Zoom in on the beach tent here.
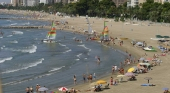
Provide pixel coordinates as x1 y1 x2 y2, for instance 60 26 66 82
135 42 143 46
139 63 150 68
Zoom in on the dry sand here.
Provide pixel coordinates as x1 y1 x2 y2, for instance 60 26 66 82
1 9 170 93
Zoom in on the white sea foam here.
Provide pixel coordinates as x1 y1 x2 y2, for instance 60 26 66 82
9 40 18 43
75 59 80 61
84 58 87 59
2 58 44 74
0 37 3 38
6 35 13 37
0 57 13 63
48 66 65 72
1 45 5 49
78 44 91 51
72 37 76 39
10 23 17 26
59 43 66 46
6 20 11 22
63 49 72 53
12 31 23 34
76 53 82 58
6 45 37 53
25 22 30 25
2 71 56 86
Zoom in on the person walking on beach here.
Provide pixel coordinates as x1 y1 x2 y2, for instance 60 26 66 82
83 74 86 83
93 73 96 80
73 75 77 85
114 65 117 72
36 84 40 93
110 77 113 85
89 74 93 83
112 66 115 75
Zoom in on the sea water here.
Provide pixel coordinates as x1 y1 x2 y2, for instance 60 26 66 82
0 14 128 93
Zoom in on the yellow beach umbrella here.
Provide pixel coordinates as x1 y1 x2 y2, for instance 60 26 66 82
96 80 107 84
128 67 135 72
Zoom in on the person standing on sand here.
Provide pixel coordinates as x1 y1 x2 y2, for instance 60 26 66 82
36 84 40 93
93 73 96 80
112 66 115 75
114 65 117 72
110 77 113 85
83 74 86 83
73 75 77 85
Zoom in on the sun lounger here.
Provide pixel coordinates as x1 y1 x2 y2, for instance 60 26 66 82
141 84 156 86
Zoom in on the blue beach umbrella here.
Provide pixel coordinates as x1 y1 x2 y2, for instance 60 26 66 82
163 88 169 90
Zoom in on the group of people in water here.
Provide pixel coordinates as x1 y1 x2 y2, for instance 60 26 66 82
25 84 48 93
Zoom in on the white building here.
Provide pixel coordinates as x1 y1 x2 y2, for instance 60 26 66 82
23 0 27 6
39 0 49 4
127 0 139 7
161 0 170 3
27 0 39 6
0 2 6 5
55 0 61 3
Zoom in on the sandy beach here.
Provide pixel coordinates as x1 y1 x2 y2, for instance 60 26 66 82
1 9 170 93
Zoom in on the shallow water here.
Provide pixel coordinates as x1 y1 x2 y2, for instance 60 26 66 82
0 14 128 93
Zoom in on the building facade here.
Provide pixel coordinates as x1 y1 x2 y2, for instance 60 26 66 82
127 0 139 7
39 0 48 4
27 0 39 6
11 0 17 6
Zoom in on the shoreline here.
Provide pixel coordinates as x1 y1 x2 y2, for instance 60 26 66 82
1 9 170 93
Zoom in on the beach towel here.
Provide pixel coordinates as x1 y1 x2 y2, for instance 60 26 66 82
141 84 156 86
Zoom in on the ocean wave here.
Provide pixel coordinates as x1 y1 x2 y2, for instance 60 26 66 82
0 57 13 63
75 59 80 61
0 37 3 38
9 40 18 43
25 22 30 25
84 58 87 59
12 31 23 34
78 44 91 51
6 20 11 22
2 72 56 86
48 66 65 72
59 43 66 46
5 45 37 53
1 45 5 49
2 65 65 86
76 53 82 58
72 37 76 40
2 58 44 74
10 23 17 26
6 35 13 37
63 49 72 53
